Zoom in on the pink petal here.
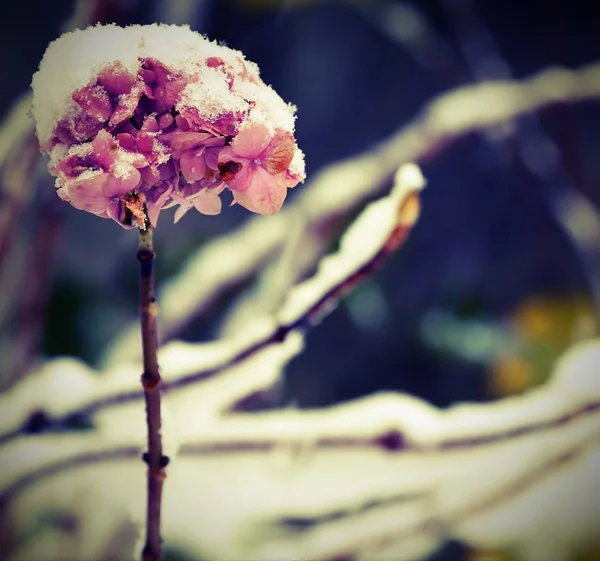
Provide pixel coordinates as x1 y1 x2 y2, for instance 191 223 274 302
140 165 161 185
167 131 214 157
173 204 192 223
193 189 222 215
60 173 112 213
170 192 193 223
106 200 128 224
72 85 112 123
204 146 221 170
180 149 208 182
117 133 136 151
163 78 186 108
152 61 170 87
92 130 117 166
106 166 141 195
231 166 287 215
138 68 156 84
158 160 176 180
141 116 160 133
175 115 190 130
261 131 295 175
97 62 137 96
157 113 174 129
146 184 174 227
60 112 104 143
230 123 271 159
136 134 155 153
109 84 144 127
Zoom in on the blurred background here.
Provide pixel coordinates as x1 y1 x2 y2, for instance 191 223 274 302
1 1 599 559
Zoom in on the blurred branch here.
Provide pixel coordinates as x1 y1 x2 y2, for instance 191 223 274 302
0 95 39 305
8 194 65 387
2 338 599 560
0 446 139 508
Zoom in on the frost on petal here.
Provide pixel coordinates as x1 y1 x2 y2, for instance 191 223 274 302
232 167 288 215
109 165 142 193
31 23 305 226
97 61 137 96
58 171 117 214
72 84 112 123
109 83 145 127
285 146 306 188
57 111 104 144
92 129 117 165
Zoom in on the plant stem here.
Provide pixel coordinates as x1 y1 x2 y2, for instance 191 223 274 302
137 224 167 561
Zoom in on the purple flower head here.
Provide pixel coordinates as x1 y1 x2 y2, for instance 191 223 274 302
31 24 305 229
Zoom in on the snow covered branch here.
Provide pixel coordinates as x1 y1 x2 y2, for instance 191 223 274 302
0 165 424 447
2 336 598 560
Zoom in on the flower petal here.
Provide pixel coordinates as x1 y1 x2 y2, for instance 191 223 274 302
72 85 112 123
261 131 295 175
180 149 208 182
230 123 271 158
231 166 287 215
97 62 137 95
193 189 222 216
59 171 112 214
167 131 215 157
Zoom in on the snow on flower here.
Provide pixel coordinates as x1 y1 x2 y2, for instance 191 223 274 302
31 24 305 228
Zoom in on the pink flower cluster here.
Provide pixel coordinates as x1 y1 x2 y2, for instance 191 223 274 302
32 25 305 228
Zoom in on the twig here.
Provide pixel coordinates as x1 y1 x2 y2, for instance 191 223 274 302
177 397 600 455
137 224 167 561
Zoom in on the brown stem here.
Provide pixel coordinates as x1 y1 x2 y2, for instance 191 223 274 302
137 224 167 561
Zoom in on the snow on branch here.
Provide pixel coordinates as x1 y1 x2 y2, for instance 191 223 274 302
2 335 599 560
0 165 424 448
103 60 600 366
0 164 426 560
